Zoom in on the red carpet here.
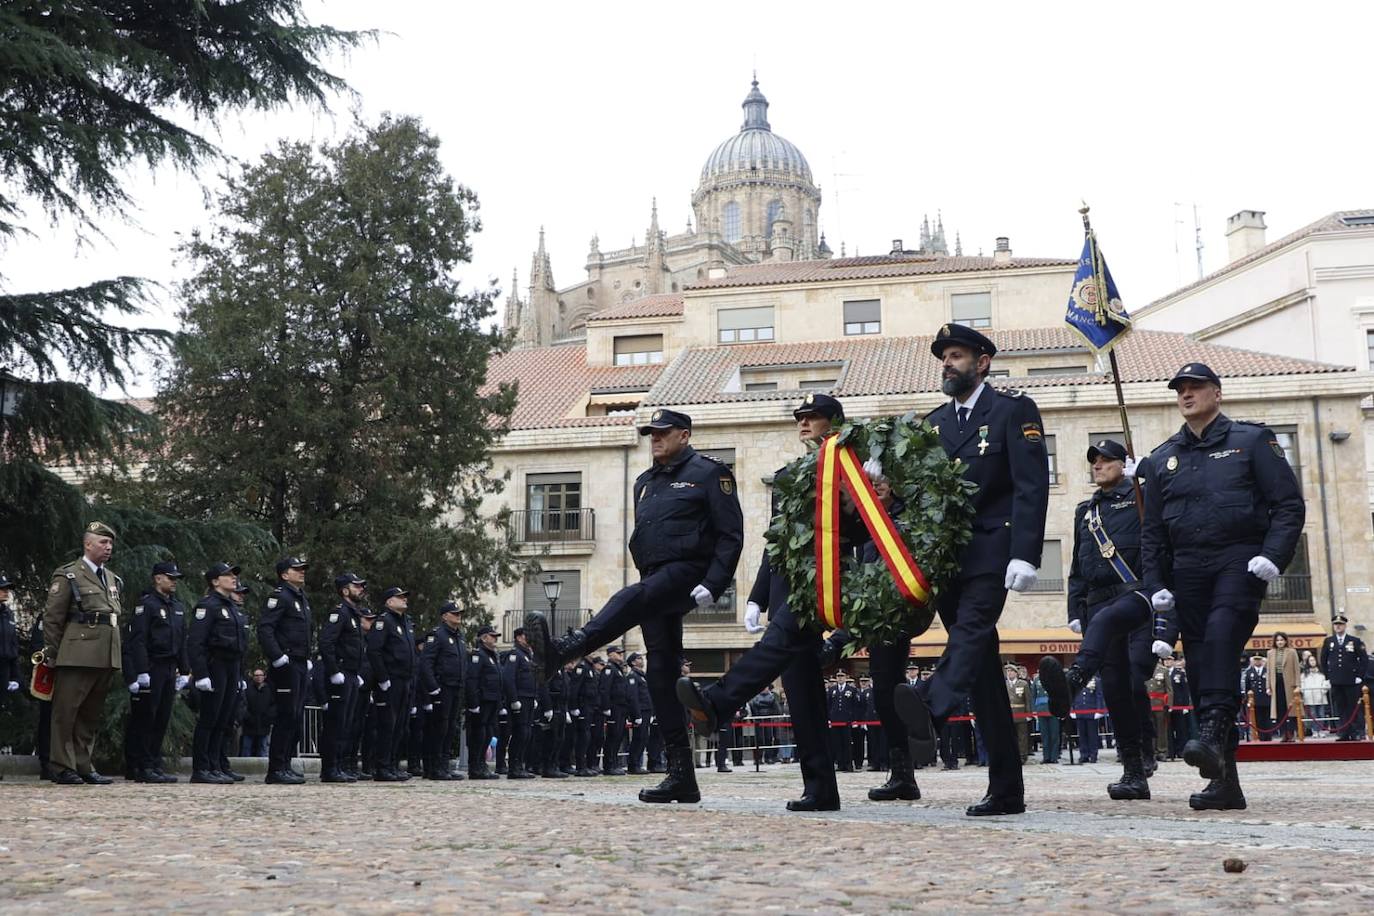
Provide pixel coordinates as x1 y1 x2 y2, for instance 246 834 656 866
1237 737 1374 762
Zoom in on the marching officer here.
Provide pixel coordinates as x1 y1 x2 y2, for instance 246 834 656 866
625 651 653 773
678 393 847 811
894 324 1050 817
366 586 416 782
421 600 467 780
318 572 367 783
569 656 597 777
465 624 502 779
44 521 125 785
259 557 312 784
527 407 743 804
188 562 249 784
1039 438 1154 800
599 645 639 776
1320 615 1367 741
502 627 539 779
1141 362 1304 810
123 561 189 783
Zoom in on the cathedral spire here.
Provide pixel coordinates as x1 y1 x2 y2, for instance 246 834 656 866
741 77 771 131
647 197 660 248
955 231 963 257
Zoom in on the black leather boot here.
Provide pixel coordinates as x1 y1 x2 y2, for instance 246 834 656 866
676 677 718 732
1037 656 1087 720
1107 739 1151 800
1189 748 1246 811
867 748 921 801
1183 707 1232 781
638 747 701 804
525 612 588 682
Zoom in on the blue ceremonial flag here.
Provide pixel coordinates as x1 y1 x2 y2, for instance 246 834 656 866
1064 233 1131 355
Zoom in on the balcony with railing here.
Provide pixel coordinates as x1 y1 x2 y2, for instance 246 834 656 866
1260 574 1313 614
507 508 596 554
503 607 593 643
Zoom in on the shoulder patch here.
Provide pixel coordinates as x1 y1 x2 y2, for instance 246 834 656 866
471 654 480 663
195 608 206 619
719 476 733 495
329 613 339 623
1020 422 1043 442
50 580 63 595
266 597 278 609
376 621 385 631
1269 439 1285 458
427 634 435 642
509 653 517 662
134 606 144 615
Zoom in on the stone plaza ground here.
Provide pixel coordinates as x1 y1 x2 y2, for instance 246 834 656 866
1 757 1372 913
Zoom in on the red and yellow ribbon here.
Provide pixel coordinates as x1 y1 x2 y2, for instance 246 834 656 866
815 436 932 629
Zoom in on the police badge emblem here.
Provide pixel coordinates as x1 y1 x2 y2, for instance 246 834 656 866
1166 456 1179 472
195 608 206 619
329 613 339 623
266 597 278 609
720 477 733 495
220 608 229 619
652 410 663 422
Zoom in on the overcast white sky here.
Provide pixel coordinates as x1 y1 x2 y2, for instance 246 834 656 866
5 1 1373 395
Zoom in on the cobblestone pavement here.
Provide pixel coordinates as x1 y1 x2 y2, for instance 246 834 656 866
2 757 1372 914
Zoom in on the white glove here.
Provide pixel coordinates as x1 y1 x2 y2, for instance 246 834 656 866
499 708 507 716
650 716 656 725
744 601 764 634
691 584 713 607
565 712 572 724
634 718 643 726
468 707 480 714
410 706 417 715
136 672 150 688
429 688 441 696
1068 619 1082 635
1122 456 1138 478
379 679 391 691
128 681 140 694
862 456 885 481
239 679 246 690
424 704 433 712
603 708 612 716
1152 640 1174 659
1247 556 1280 583
1004 559 1038 593
572 708 581 717
307 660 313 672
194 677 213 692
272 654 289 668
1151 589 1175 612
356 675 365 687
322 702 328 711
6 680 19 692
330 672 346 685
512 700 522 712
543 710 554 722
175 675 189 691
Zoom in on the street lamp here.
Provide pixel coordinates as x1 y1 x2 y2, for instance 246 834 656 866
542 574 562 624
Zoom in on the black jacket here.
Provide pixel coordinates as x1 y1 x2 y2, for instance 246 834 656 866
366 610 415 682
465 643 503 706
242 681 274 736
0 602 18 685
187 591 248 678
319 601 366 676
422 622 467 689
501 644 537 700
628 445 744 597
1067 482 1143 622
258 583 312 661
567 660 595 716
598 661 640 716
123 589 190 675
1321 634 1368 686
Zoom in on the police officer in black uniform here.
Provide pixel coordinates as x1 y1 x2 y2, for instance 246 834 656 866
188 562 248 784
540 659 571 778
569 656 597 776
260 557 312 784
366 586 416 782
319 572 367 783
0 572 22 782
1321 615 1368 740
349 604 379 778
527 407 744 803
465 624 502 779
502 627 539 779
828 671 860 772
1141 362 1304 810
893 324 1050 817
123 561 189 783
1039 439 1154 800
625 652 652 773
598 645 639 776
420 600 467 780
677 393 847 810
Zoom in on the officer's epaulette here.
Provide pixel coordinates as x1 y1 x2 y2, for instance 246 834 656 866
992 386 1024 399
698 452 725 464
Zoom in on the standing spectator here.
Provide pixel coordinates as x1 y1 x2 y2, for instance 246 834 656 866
1032 667 1059 764
1005 663 1031 763
1265 632 1300 742
750 685 782 764
1321 615 1368 741
240 669 273 757
1242 656 1272 741
1300 654 1330 735
1168 657 1194 758
1072 676 1103 763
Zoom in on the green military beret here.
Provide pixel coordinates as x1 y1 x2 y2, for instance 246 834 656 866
85 521 117 539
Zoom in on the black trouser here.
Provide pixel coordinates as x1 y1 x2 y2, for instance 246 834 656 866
127 658 177 773
939 721 963 767
708 604 837 801
586 710 604 769
509 699 535 772
604 710 627 770
348 678 375 771
919 574 1021 800
545 709 567 770
425 684 462 773
1169 709 1192 757
34 697 51 767
1331 683 1361 739
192 655 242 773
467 701 498 774
1173 547 1266 722
1074 592 1150 757
714 720 732 768
495 713 510 770
647 719 664 767
869 639 909 758
407 703 424 770
579 560 701 751
268 658 307 774
321 673 358 773
374 676 411 770
627 717 647 769
572 713 590 769
851 723 865 767
830 722 853 769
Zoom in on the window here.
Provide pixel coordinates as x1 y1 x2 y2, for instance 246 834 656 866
765 199 783 238
799 379 837 390
1367 329 1374 370
525 472 583 539
744 381 778 392
988 369 1011 378
843 299 881 335
1045 434 1058 485
523 570 581 610
723 201 741 242
1269 424 1301 491
613 334 664 366
1261 534 1312 614
1027 365 1088 377
951 291 992 329
718 306 774 344
1026 540 1064 592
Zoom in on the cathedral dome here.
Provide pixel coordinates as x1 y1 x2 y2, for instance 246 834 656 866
700 80 813 184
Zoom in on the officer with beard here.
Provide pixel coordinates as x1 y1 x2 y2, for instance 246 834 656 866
319 573 367 783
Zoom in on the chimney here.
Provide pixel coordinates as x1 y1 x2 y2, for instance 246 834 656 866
1225 210 1267 262
890 239 903 256
993 236 1011 264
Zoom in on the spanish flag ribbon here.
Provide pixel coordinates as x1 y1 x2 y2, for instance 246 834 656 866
814 436 932 629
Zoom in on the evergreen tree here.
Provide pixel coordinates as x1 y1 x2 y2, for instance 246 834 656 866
0 1 368 586
140 116 523 623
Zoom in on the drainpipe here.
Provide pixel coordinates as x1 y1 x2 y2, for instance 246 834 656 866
1311 397 1338 619
622 444 631 588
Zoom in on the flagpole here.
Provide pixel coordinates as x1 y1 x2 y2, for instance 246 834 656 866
1079 204 1144 517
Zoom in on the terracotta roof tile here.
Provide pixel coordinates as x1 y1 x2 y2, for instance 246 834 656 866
1149 209 1374 305
483 345 662 430
587 293 685 321
684 254 1077 290
641 328 1353 407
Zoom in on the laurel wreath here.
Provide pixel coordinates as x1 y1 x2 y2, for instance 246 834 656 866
764 413 978 648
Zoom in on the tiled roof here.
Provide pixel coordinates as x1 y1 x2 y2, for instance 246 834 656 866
642 328 1353 407
483 345 662 430
683 254 1077 290
587 293 685 322
1149 209 1374 306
